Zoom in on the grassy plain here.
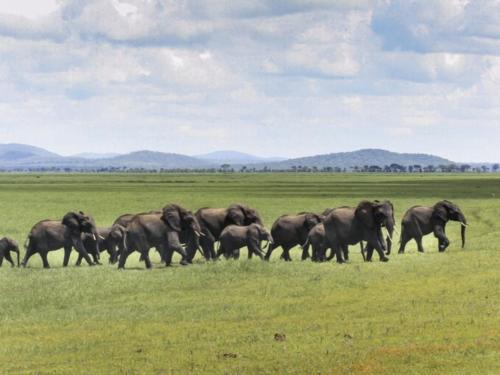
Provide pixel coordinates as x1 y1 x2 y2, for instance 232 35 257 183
0 173 499 374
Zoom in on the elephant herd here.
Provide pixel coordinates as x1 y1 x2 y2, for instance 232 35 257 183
0 200 468 269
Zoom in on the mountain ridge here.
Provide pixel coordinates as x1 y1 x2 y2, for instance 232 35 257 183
0 143 481 171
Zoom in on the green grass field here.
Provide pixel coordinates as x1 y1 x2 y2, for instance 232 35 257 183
0 173 499 374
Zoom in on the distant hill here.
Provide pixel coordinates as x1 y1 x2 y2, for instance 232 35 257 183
0 144 466 171
255 149 452 169
0 143 61 161
95 151 213 169
196 150 285 165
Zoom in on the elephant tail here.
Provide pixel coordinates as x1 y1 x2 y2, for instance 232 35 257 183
23 234 32 251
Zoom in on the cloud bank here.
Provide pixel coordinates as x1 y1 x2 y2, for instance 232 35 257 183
0 0 499 162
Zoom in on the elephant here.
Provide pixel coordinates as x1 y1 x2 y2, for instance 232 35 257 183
324 201 395 263
21 211 99 268
76 224 127 265
0 237 19 267
217 223 273 260
193 204 263 262
398 200 467 253
264 212 324 261
302 223 365 262
118 204 202 269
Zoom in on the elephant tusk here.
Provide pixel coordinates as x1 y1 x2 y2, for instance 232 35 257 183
99 235 105 240
460 222 468 227
195 230 204 237
92 234 97 241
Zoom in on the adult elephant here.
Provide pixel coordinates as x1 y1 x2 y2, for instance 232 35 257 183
22 211 99 268
118 204 201 269
112 211 161 262
264 212 324 261
324 201 395 263
398 200 467 253
193 204 263 262
77 224 127 265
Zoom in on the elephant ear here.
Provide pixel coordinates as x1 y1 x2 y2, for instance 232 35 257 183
226 204 246 226
355 201 375 229
162 205 182 232
304 214 320 231
62 212 81 233
432 202 448 223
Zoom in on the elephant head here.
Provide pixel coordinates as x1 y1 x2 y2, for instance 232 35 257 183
302 213 324 232
255 224 274 246
226 204 263 227
62 211 100 256
355 200 395 252
433 200 467 248
162 204 202 256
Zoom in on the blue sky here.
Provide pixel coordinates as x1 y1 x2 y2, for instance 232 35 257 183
0 0 498 162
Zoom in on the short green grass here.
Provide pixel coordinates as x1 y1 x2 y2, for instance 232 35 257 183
0 173 499 374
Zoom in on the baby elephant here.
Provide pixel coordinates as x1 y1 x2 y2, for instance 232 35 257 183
0 237 20 267
217 224 273 260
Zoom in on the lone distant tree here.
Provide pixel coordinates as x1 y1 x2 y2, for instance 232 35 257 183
220 164 231 172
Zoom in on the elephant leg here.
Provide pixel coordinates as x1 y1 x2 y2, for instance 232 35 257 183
141 250 153 269
233 248 240 260
373 245 389 262
0 254 3 267
434 226 449 252
40 251 50 269
282 246 293 261
248 244 264 260
301 244 310 261
365 244 374 262
333 244 344 264
415 236 425 253
118 246 133 269
63 245 72 267
398 234 411 254
264 243 277 261
75 253 83 266
22 247 35 268
360 242 366 261
4 251 15 267
163 247 174 266
342 245 349 261
326 247 335 261
73 239 94 266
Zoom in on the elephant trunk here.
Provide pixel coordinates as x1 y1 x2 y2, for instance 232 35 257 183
93 229 100 260
460 214 467 248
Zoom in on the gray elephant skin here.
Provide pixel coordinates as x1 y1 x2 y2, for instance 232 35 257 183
77 224 127 265
324 201 395 263
118 204 201 269
398 200 467 253
265 212 324 261
217 223 273 259
22 211 99 268
194 204 263 262
303 223 365 262
0 237 20 267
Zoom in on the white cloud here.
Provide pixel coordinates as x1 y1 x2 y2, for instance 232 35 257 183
0 0 498 161
0 0 60 19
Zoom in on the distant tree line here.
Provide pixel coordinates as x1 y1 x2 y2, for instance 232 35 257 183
0 163 498 173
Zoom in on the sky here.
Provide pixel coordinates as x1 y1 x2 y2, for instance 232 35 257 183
0 0 499 162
